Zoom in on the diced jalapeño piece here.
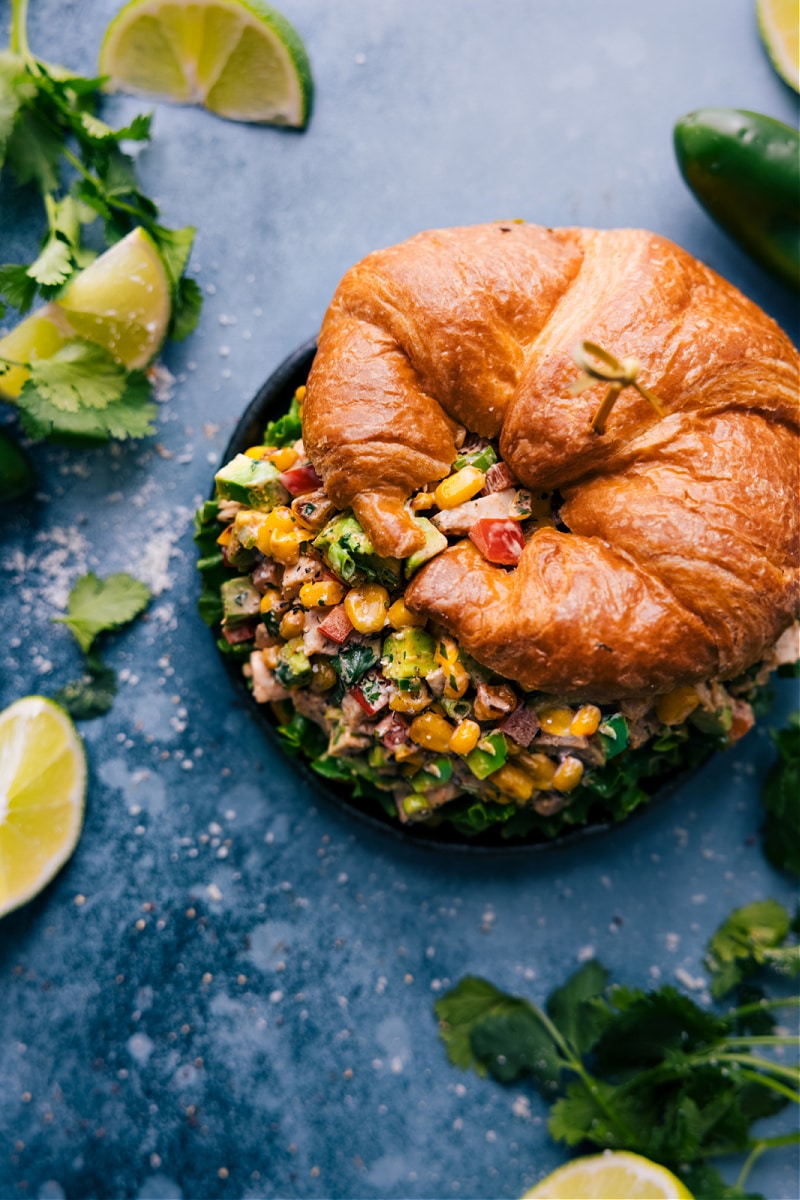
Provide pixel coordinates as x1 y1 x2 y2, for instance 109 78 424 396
597 713 630 759
382 628 437 681
465 731 508 779
405 517 448 578
221 577 261 626
453 444 498 472
313 511 401 587
215 454 289 511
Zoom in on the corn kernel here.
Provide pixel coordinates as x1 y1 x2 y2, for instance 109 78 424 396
294 385 306 402
259 588 282 614
443 661 470 700
244 445 270 459
269 529 304 565
267 446 299 471
279 609 306 639
409 712 455 754
216 526 233 546
656 686 700 725
570 704 602 737
435 636 459 667
344 584 390 634
299 580 345 609
537 706 575 737
449 719 481 755
387 597 427 629
255 506 295 556
492 763 535 803
552 756 584 793
395 746 424 767
517 751 557 789
261 645 280 668
389 685 431 715
434 465 486 510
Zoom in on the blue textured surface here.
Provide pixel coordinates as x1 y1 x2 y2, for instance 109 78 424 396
1 1 798 1197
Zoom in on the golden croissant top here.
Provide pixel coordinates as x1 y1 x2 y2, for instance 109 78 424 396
302 223 799 700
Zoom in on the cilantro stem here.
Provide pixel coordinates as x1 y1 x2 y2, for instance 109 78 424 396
735 1133 800 1192
708 1052 799 1086
59 145 157 228
734 1066 800 1104
727 996 800 1019
721 1034 800 1047
526 1006 640 1146
10 0 30 60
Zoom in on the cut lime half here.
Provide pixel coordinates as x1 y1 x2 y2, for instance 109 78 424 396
523 1152 694 1200
757 0 800 92
0 227 170 400
99 0 313 126
0 696 87 918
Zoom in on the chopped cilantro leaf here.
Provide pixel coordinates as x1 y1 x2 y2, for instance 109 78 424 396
53 571 151 654
704 899 800 998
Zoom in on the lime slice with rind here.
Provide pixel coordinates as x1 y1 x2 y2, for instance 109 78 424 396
757 0 800 92
99 0 313 127
0 696 87 918
523 1152 694 1199
0 227 170 400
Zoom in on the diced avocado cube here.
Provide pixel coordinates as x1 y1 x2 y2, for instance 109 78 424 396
274 636 312 689
215 454 289 511
453 444 497 472
466 731 508 779
313 511 401 587
598 713 630 759
381 628 437 681
221 576 261 626
690 705 733 738
405 517 448 579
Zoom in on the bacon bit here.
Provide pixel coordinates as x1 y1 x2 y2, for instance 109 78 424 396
499 704 540 748
375 711 410 749
317 604 353 644
221 620 258 644
484 461 517 493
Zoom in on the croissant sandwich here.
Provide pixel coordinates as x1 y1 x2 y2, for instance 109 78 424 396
200 223 799 842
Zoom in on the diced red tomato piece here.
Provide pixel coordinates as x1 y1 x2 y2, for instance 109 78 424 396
350 671 391 717
317 604 353 644
279 462 323 496
469 518 525 565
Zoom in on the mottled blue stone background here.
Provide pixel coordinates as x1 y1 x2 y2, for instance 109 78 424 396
1 1 798 1197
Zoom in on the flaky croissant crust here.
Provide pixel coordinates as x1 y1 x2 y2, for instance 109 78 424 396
304 224 799 701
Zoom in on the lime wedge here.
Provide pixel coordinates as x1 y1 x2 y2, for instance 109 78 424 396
757 0 800 92
523 1152 694 1200
0 227 170 400
0 696 87 918
99 0 313 127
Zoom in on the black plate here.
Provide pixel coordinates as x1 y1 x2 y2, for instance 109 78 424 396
211 340 709 854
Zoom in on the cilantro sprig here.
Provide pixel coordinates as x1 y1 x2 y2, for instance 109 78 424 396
436 906 800 1199
0 0 202 442
52 571 151 718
